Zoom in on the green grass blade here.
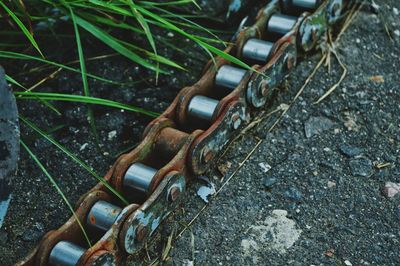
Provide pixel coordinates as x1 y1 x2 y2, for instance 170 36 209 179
77 13 184 70
0 51 127 85
126 0 159 73
118 39 184 70
5 74 26 89
73 14 165 73
151 6 223 45
132 5 255 72
20 116 129 206
21 140 92 247
69 7 99 145
15 92 159 117
0 2 44 57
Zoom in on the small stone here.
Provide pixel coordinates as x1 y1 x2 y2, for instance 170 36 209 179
327 181 336 188
393 7 399 15
344 260 353 266
263 177 278 189
197 176 216 203
304 116 334 138
339 144 363 157
259 162 272 173
107 130 117 140
284 187 302 201
79 143 88 151
349 157 373 177
371 0 380 11
383 182 400 198
394 30 400 37
325 248 335 257
167 32 174 37
272 209 288 217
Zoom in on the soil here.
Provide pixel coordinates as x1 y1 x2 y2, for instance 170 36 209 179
1 1 400 265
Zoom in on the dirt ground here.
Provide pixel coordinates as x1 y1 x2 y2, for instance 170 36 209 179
1 0 400 265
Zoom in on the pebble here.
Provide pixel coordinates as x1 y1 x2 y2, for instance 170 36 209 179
371 1 380 11
107 130 117 140
263 177 278 189
394 30 400 37
197 176 216 203
383 182 400 198
327 181 336 188
259 162 272 173
79 143 88 151
393 7 399 15
349 157 373 177
284 187 302 201
339 144 363 157
182 259 194 266
344 260 353 266
304 116 334 138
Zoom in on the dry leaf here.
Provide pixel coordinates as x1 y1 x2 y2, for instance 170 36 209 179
369 75 384 83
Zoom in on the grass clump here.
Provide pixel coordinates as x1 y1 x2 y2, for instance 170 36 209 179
0 0 250 223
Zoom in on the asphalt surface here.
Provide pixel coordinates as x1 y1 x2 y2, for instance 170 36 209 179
1 1 400 265
131 2 400 266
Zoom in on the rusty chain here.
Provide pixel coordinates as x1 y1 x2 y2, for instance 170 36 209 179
16 0 357 265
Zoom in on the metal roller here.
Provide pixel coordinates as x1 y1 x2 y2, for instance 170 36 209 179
283 0 318 10
292 0 318 9
49 241 85 266
282 0 320 13
242 39 274 62
87 200 122 231
215 65 246 90
124 162 157 195
187 95 219 121
267 13 297 35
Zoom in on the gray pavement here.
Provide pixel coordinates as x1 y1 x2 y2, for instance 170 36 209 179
131 2 400 265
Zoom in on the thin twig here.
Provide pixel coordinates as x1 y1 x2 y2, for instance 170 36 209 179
336 3 362 43
312 3 363 104
314 47 347 104
27 67 62 92
145 242 151 262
